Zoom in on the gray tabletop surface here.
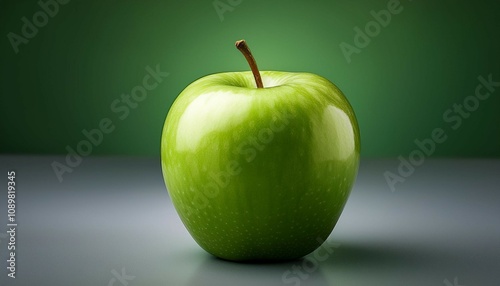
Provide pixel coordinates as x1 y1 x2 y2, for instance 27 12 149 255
0 155 499 286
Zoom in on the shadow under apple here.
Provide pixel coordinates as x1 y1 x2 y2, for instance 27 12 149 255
316 240 446 285
185 253 330 286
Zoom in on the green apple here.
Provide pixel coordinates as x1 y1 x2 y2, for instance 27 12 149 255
161 40 360 261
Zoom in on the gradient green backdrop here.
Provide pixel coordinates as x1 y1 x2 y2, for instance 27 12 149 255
1 0 499 157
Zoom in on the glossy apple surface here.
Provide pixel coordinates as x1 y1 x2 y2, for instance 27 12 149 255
161 71 360 261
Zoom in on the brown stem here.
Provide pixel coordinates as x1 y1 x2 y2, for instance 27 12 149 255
235 39 264 88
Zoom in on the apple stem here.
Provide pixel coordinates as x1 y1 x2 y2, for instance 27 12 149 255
235 40 264 88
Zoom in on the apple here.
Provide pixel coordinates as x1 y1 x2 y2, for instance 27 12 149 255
161 40 360 261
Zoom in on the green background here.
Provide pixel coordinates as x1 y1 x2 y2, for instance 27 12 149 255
1 0 499 158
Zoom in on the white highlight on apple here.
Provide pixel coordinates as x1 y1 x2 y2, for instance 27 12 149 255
312 105 355 162
176 91 253 151
261 76 283 88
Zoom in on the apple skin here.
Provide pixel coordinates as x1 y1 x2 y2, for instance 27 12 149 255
161 71 360 261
